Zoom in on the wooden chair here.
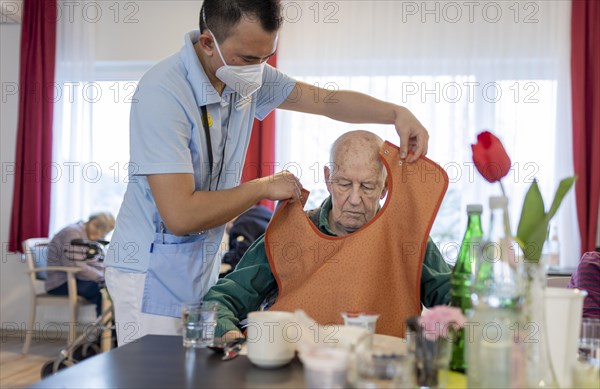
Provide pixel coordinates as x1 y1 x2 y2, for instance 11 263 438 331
22 238 95 354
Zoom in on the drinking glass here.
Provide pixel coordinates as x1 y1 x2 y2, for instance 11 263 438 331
407 329 452 389
578 318 600 361
573 318 600 388
355 343 415 389
181 302 218 348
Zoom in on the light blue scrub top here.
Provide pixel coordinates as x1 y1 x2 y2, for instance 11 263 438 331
105 31 294 286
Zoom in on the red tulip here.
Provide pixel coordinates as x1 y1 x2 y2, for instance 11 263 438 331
471 131 511 183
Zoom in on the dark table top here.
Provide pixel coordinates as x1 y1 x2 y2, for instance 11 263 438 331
546 266 575 277
29 335 305 388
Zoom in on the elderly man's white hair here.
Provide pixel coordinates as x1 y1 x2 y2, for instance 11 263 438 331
329 130 386 175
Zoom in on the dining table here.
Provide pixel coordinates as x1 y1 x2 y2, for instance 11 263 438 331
28 334 467 388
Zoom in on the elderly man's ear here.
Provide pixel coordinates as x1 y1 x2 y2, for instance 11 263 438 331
323 165 333 193
380 181 388 199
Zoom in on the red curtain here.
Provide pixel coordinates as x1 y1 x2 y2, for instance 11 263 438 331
242 55 278 210
8 0 57 252
572 0 600 254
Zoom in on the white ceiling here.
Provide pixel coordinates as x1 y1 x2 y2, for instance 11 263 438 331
1 0 22 24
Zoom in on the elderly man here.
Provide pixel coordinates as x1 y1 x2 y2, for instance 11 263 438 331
203 131 450 338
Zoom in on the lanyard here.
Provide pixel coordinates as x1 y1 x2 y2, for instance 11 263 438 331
200 105 214 189
201 102 231 191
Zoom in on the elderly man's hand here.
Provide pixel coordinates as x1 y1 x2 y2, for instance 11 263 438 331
223 330 245 341
394 106 429 163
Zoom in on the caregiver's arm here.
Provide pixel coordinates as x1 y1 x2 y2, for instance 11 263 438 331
148 172 301 235
279 80 429 162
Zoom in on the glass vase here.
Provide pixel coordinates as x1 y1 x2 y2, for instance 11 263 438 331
406 322 453 389
521 258 558 388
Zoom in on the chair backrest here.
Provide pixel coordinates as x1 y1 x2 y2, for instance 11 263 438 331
22 238 50 281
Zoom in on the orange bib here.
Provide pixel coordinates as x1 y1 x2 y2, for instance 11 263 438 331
265 142 448 337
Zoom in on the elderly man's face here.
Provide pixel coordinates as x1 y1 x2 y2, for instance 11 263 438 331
324 149 387 236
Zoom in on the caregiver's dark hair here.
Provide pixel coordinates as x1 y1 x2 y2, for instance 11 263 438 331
199 0 283 43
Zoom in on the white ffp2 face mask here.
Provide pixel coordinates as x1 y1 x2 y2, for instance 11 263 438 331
207 29 265 98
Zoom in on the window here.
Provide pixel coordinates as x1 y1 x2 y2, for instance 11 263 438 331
50 60 151 235
277 76 559 264
275 1 576 265
88 81 136 218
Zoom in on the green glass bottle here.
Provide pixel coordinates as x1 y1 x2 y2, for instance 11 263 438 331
449 204 483 373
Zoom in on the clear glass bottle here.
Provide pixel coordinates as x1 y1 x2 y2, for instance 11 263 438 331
542 225 560 269
467 196 524 388
449 204 483 373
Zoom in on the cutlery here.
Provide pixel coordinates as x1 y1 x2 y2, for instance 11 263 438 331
209 337 246 361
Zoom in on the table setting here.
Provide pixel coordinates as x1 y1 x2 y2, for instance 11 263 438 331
179 303 468 389
172 130 596 389
30 131 599 389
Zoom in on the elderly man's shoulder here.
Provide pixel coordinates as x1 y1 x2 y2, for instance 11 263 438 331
305 208 320 225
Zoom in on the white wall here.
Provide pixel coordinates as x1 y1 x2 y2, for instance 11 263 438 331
94 0 201 62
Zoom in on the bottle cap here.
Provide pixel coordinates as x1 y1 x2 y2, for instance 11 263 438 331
466 204 483 214
489 196 508 209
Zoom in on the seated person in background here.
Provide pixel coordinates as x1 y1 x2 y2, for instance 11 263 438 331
220 205 273 277
45 212 116 316
569 251 600 318
204 130 451 339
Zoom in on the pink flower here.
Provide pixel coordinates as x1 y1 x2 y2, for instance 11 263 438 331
419 306 467 341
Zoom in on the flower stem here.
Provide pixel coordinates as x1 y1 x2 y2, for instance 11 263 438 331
499 181 507 197
498 180 512 238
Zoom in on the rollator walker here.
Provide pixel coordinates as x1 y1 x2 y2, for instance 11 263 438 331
40 239 116 378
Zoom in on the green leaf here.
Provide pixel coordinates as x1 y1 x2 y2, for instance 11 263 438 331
516 181 547 262
515 176 576 262
545 177 577 222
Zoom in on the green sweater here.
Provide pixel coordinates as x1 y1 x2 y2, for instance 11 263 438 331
204 197 451 336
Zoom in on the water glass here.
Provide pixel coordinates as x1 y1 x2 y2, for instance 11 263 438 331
573 318 600 388
407 330 452 389
181 302 218 348
355 344 415 389
579 317 600 362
